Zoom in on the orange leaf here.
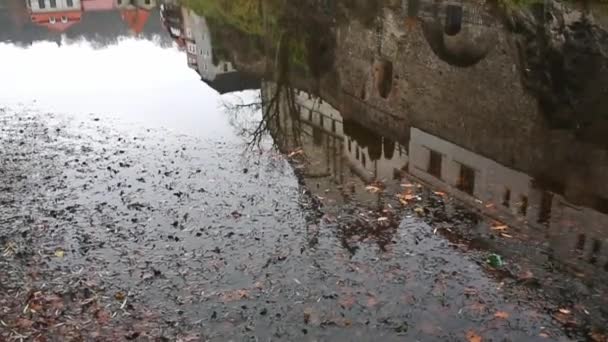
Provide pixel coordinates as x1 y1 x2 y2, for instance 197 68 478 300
494 311 510 319
466 330 482 342
366 295 379 308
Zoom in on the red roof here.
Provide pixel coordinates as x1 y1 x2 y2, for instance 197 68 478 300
120 9 150 34
30 11 82 32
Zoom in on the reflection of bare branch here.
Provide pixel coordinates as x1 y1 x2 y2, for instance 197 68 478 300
223 31 304 152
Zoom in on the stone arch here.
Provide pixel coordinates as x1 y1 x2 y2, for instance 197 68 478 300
421 18 497 67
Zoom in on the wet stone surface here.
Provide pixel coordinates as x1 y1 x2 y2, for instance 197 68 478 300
0 108 573 341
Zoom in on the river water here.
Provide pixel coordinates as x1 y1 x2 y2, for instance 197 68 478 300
0 1 607 341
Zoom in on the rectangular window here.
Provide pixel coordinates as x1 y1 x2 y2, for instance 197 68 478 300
331 120 336 133
356 147 360 161
66 0 73 6
145 0 150 4
313 127 323 147
308 109 313 121
49 0 56 7
519 195 528 216
362 153 367 168
348 139 352 152
38 0 45 9
427 150 442 179
457 164 475 195
589 239 601 265
576 234 586 252
319 115 324 129
538 191 553 224
502 188 511 208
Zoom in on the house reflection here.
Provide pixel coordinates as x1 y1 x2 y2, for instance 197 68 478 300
161 4 260 94
409 127 608 278
263 79 608 277
23 0 158 34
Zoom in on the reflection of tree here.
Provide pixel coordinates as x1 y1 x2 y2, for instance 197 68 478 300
223 31 304 151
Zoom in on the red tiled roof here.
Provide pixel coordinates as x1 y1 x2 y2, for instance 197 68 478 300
120 8 150 34
30 11 82 32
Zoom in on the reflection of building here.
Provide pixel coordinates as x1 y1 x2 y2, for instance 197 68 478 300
119 6 150 34
115 0 155 11
409 127 608 277
27 0 83 32
265 82 409 204
162 6 258 94
159 3 183 44
82 0 113 11
181 8 235 80
24 0 157 33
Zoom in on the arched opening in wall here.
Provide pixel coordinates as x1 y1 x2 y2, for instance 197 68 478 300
444 4 463 36
373 60 393 99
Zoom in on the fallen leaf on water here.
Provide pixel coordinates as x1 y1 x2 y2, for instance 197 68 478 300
377 217 389 222
15 318 34 329
500 233 513 238
433 191 447 197
115 292 126 301
466 330 482 342
365 186 382 193
590 332 608 342
539 332 550 338
494 311 510 319
401 183 415 188
338 295 355 309
288 149 303 158
558 308 571 315
54 249 65 258
366 295 379 308
220 289 250 302
95 309 111 325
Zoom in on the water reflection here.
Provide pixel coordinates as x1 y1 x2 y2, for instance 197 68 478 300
1 0 608 338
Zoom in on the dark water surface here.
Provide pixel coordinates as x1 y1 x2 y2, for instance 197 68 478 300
1 0 607 341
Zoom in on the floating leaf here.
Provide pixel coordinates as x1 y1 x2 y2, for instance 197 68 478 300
466 330 482 342
365 186 382 193
494 311 510 319
487 254 503 268
54 249 65 258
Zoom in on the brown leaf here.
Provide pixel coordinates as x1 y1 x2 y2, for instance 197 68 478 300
366 295 379 308
95 309 111 325
466 330 482 342
220 289 250 302
114 292 126 301
15 318 34 329
338 295 355 309
590 332 608 342
494 311 509 319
